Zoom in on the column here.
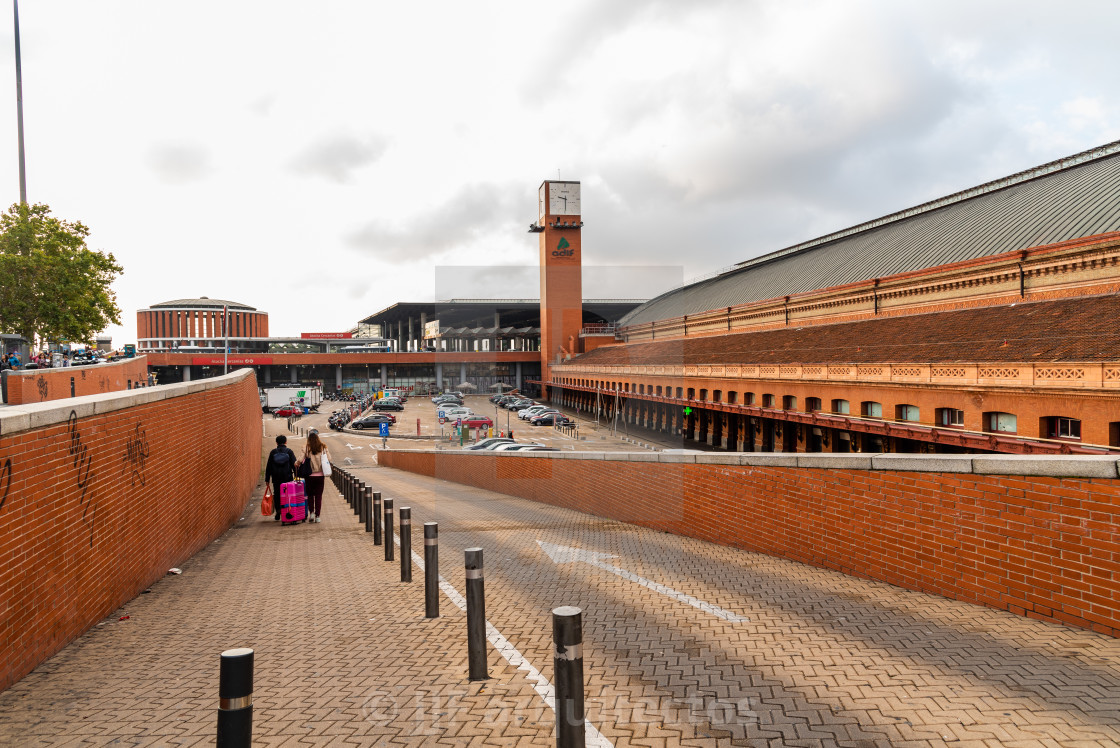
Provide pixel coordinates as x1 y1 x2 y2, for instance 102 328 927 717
183 366 191 382
335 364 342 390
515 362 522 390
408 317 414 352
460 362 467 388
264 368 271 384
436 362 444 389
290 367 298 383
380 364 388 388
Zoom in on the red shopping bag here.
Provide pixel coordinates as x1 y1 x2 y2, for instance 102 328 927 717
261 485 274 516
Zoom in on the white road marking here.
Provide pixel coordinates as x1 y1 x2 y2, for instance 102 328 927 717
537 541 749 623
345 443 364 450
396 536 614 747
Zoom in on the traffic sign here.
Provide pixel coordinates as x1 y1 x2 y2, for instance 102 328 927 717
379 422 389 437
438 410 446 419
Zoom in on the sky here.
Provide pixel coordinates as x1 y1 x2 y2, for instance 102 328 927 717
2 0 1120 345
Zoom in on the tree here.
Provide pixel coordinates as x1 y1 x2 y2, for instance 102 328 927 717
0 203 123 346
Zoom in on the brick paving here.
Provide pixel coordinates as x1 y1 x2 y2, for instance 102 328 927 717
2 419 1119 746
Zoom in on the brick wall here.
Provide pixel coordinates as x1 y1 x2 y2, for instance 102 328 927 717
3 356 151 405
0 369 262 692
379 450 1120 636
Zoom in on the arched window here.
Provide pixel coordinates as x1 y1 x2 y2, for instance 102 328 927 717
897 404 919 422
861 401 882 418
832 399 850 414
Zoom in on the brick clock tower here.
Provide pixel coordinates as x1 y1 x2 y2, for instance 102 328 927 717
533 180 583 398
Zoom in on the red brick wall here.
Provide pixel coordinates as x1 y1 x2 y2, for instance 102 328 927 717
380 451 1120 636
0 370 262 692
4 357 151 405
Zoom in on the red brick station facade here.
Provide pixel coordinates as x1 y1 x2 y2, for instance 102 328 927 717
145 143 1120 455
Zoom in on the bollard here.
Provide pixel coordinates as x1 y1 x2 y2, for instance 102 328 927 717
364 487 373 532
358 482 367 524
373 491 382 545
465 548 488 681
347 475 355 510
216 647 253 747
384 498 395 561
424 523 439 618
399 506 412 582
353 479 361 517
553 607 586 748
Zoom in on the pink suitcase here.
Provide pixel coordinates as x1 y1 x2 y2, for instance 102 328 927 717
280 480 307 525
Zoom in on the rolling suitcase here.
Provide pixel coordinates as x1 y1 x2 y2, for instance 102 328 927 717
280 480 307 525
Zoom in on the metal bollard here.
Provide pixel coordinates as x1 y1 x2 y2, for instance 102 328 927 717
373 491 382 545
553 607 586 748
383 498 394 561
216 647 253 747
424 523 439 618
465 548 488 681
358 482 367 524
399 507 412 582
353 479 361 516
364 487 373 532
347 475 355 510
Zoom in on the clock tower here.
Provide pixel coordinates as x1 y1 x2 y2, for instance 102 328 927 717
533 180 583 396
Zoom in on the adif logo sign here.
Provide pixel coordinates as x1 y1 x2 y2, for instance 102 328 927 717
552 237 574 257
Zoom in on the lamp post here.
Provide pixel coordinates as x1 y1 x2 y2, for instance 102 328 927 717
13 0 27 205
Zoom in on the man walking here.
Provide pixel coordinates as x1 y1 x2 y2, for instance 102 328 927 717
264 435 297 521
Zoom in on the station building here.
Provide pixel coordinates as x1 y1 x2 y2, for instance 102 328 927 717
140 296 641 394
542 141 1120 455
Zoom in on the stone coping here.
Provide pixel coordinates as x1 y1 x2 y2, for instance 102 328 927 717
2 354 148 379
0 368 256 436
383 448 1120 478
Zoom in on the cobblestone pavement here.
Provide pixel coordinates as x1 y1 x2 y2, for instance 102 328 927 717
2 423 1120 746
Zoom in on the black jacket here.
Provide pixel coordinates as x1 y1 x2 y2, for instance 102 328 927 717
265 446 297 484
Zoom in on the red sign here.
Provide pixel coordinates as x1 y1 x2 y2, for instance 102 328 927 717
300 332 353 339
191 356 274 365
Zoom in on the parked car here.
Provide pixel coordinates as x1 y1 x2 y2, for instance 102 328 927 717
518 405 551 420
373 399 404 411
443 407 473 421
493 442 548 451
352 414 395 429
506 398 534 410
464 437 514 451
531 413 574 426
273 405 302 417
462 414 493 428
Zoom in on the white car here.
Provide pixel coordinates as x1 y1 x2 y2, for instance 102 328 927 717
493 442 547 451
518 405 552 420
442 407 473 421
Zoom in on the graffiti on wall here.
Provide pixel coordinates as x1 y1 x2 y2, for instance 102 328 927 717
122 422 149 486
66 411 99 548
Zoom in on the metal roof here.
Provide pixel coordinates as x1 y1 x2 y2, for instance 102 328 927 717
146 297 257 311
620 140 1120 327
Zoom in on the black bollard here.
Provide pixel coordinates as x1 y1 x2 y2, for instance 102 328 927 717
399 506 412 582
373 491 382 545
358 482 366 524
553 606 586 748
465 548 488 681
353 479 361 517
364 487 373 533
384 498 394 561
216 647 254 748
424 523 439 618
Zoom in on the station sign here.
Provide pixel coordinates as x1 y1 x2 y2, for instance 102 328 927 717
423 320 441 339
301 332 353 339
191 356 274 365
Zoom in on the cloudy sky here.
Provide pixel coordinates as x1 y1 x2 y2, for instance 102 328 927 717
2 0 1119 344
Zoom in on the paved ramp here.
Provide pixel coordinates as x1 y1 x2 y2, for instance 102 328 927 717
2 458 1119 746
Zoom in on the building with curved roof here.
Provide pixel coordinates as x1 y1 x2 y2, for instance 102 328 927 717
137 297 268 351
546 142 1120 455
622 140 1120 328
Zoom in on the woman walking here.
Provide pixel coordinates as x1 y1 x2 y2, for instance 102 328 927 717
297 430 331 523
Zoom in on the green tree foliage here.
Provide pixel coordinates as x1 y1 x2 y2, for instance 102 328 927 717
0 203 123 345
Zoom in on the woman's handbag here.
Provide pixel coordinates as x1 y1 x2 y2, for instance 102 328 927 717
261 485 274 516
297 458 313 479
321 453 332 477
